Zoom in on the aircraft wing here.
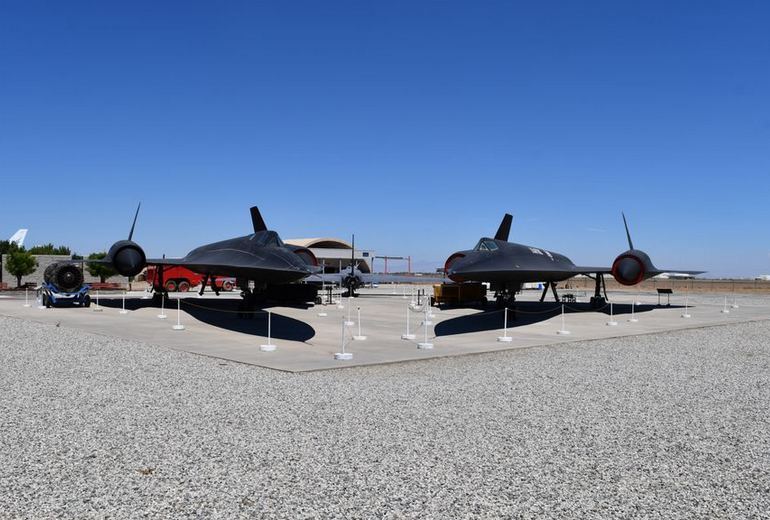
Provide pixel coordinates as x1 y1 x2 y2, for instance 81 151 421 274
572 266 705 277
572 266 613 275
144 257 309 284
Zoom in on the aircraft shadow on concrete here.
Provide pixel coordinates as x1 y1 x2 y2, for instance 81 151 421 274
435 302 685 337
95 296 316 342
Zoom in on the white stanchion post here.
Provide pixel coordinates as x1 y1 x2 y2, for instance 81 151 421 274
628 298 639 322
172 299 185 330
606 302 618 326
417 308 434 349
336 290 344 309
402 286 408 299
335 317 353 360
353 307 367 340
421 302 433 327
260 311 276 351
119 291 128 314
23 288 31 308
157 295 167 319
345 297 354 326
402 303 415 340
93 290 103 312
731 291 739 309
318 285 328 316
681 294 691 318
721 296 730 314
497 307 513 342
557 304 571 335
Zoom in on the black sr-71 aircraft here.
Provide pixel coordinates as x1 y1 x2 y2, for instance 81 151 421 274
97 205 319 312
444 213 703 307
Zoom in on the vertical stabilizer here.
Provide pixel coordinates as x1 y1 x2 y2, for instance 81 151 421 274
9 229 28 247
621 212 634 250
250 206 267 233
494 214 513 241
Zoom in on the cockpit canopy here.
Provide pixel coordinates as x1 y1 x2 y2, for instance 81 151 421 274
250 231 284 247
473 238 499 252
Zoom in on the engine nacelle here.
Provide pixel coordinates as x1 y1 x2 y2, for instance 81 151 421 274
106 240 146 277
292 247 318 267
43 263 84 293
611 250 655 286
444 252 466 282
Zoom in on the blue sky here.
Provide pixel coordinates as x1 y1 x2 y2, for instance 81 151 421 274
1 1 768 277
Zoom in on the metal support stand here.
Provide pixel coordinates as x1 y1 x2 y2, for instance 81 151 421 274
557 304 571 335
93 290 103 312
334 317 353 360
497 307 513 342
172 299 185 330
401 304 415 340
260 311 276 351
119 292 128 314
629 299 639 322
353 307 367 341
157 295 167 319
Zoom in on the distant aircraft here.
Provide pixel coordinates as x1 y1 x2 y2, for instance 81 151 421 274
444 213 704 307
8 229 28 247
305 235 444 296
654 272 698 280
94 205 320 313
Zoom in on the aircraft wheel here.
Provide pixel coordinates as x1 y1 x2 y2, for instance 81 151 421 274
177 280 190 292
165 280 177 292
43 294 51 308
83 295 91 308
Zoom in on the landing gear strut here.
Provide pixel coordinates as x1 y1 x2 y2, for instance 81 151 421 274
493 284 517 319
237 279 266 318
539 281 560 303
590 274 609 308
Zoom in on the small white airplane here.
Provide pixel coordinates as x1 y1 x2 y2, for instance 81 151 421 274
8 229 28 247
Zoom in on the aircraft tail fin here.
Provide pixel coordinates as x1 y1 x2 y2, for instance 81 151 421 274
128 203 141 241
622 212 634 250
8 229 28 247
494 214 513 241
250 206 267 233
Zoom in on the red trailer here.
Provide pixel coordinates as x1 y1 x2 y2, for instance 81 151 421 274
144 265 235 292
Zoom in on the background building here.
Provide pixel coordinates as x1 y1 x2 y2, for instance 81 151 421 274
284 238 373 273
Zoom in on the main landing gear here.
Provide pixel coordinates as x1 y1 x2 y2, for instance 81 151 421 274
492 283 518 320
539 281 561 303
589 273 609 308
237 280 267 319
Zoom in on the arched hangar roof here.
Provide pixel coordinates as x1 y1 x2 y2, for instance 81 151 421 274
285 237 352 249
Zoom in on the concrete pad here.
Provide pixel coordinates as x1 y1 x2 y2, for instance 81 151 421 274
1 287 768 372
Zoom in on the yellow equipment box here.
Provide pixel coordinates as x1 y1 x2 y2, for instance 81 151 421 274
432 282 487 306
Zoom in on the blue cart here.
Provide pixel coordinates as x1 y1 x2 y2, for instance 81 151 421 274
38 283 92 308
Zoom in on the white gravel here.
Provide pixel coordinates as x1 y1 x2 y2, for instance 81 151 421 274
1 316 769 519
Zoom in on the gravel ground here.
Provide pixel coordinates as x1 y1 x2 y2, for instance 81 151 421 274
1 316 769 519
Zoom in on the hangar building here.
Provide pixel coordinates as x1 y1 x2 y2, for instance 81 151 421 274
284 238 373 274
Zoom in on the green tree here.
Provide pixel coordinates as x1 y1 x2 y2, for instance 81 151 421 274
86 252 117 283
6 250 38 288
0 240 18 255
28 243 71 255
